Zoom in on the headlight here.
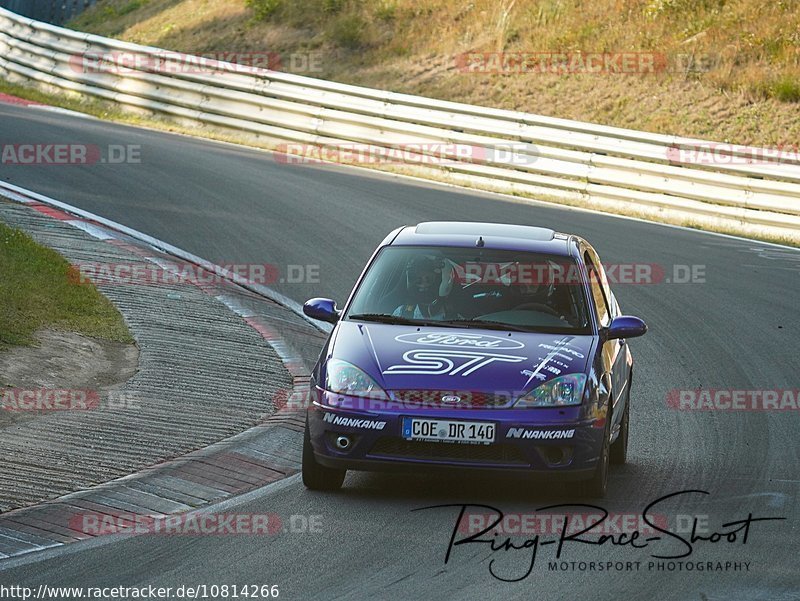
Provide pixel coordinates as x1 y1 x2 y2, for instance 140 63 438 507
324 359 388 400
514 373 587 408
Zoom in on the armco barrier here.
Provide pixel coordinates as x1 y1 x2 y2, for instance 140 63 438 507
1 7 798 241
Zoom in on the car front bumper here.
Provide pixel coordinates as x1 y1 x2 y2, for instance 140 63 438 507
307 393 606 479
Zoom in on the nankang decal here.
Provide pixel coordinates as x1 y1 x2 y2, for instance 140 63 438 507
323 413 386 430
383 349 527 377
506 428 575 440
394 332 525 350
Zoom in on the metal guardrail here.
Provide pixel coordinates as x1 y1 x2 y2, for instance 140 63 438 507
1 6 798 240
0 0 96 25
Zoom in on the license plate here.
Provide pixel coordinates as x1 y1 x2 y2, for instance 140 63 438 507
402 417 495 445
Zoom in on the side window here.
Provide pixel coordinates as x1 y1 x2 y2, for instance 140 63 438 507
598 262 617 318
587 247 615 314
584 252 611 327
607 287 620 318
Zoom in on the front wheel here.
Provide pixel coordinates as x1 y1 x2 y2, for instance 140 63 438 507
610 383 630 465
570 417 609 499
302 420 346 491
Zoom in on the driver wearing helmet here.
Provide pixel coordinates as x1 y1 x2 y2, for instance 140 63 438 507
393 255 450 319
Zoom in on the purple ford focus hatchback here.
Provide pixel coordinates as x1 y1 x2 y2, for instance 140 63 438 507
301 222 647 498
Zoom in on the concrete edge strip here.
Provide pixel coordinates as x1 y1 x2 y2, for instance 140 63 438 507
0 475 303 572
0 187 317 560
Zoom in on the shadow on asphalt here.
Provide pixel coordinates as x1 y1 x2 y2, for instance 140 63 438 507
312 462 659 509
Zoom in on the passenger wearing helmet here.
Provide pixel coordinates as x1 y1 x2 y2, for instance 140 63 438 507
392 255 450 319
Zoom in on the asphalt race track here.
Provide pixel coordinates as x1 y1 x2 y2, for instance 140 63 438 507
1 102 799 600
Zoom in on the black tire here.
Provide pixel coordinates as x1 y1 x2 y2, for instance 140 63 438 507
302 421 346 491
610 383 630 466
570 415 610 499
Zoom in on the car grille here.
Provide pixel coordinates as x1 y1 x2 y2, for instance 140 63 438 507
388 389 513 409
368 437 528 465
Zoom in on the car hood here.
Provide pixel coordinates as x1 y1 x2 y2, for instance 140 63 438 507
328 321 594 396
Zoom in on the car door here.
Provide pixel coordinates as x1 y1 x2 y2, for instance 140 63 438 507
595 250 633 416
583 249 628 428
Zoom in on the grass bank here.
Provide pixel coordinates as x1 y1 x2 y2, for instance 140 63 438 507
0 221 133 349
66 0 800 146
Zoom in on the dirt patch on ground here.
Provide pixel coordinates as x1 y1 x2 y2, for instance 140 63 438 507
0 329 138 429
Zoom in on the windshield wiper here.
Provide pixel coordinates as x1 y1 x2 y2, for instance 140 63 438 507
347 313 441 327
348 314 536 332
437 318 532 332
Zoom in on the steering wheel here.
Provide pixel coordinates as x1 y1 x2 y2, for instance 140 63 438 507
513 302 560 317
422 297 447 319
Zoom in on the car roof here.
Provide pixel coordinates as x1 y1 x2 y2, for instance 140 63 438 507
389 221 577 256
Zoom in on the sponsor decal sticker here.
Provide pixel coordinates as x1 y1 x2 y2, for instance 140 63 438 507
395 332 525 350
383 349 527 377
323 412 386 430
506 428 576 440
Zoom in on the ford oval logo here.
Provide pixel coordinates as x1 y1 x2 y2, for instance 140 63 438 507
441 395 462 403
395 332 525 350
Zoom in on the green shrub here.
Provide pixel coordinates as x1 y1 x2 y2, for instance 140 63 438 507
374 1 397 21
117 0 148 17
323 0 346 14
245 0 283 20
769 76 800 102
330 14 367 49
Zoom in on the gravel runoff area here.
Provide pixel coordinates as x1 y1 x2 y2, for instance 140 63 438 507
0 198 301 513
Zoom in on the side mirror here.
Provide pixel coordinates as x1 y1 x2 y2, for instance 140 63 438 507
606 315 648 340
303 297 340 324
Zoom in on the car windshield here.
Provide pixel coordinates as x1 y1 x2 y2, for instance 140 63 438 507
345 246 591 333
